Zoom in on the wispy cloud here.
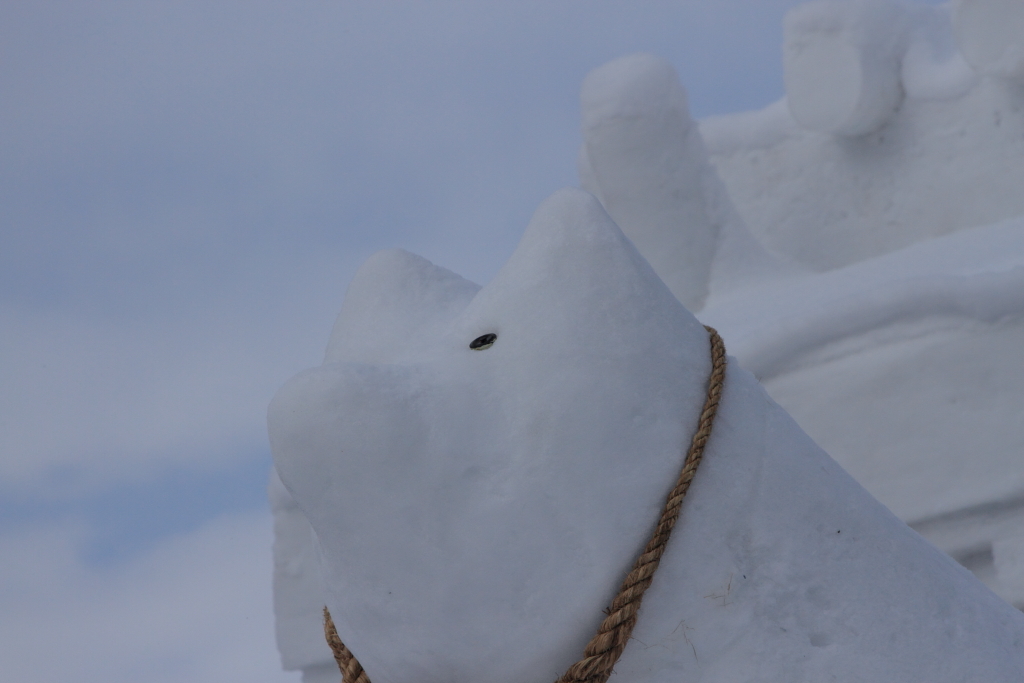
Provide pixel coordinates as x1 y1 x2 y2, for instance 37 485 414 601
0 510 298 682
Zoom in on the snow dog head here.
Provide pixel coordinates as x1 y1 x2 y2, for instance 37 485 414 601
269 188 1024 683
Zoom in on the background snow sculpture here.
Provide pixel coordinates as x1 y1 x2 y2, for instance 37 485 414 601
701 218 1024 609
270 188 1024 683
783 0 911 136
574 1 1024 612
703 0 1024 270
578 53 799 311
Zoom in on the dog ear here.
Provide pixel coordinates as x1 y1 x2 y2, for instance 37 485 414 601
325 248 479 364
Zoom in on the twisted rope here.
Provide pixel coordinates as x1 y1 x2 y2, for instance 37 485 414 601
324 607 371 683
323 326 727 683
556 325 725 683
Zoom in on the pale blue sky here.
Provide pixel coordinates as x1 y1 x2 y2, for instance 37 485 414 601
2 0 806 557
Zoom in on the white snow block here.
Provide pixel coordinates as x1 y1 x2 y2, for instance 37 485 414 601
579 54 791 309
269 468 335 673
270 188 1024 683
953 0 1024 79
783 0 911 135
702 216 1024 526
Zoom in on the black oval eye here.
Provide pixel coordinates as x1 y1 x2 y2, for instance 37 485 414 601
469 333 497 350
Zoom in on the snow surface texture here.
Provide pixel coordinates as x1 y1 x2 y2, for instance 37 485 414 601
270 189 1024 683
269 469 337 682
954 0 1024 80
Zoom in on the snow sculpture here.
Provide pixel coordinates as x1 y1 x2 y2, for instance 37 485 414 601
573 1 1024 615
577 53 795 312
577 54 719 311
783 0 911 136
701 217 1024 609
270 189 1024 683
953 0 1024 80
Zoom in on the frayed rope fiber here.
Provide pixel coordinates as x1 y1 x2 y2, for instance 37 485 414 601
323 325 727 683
